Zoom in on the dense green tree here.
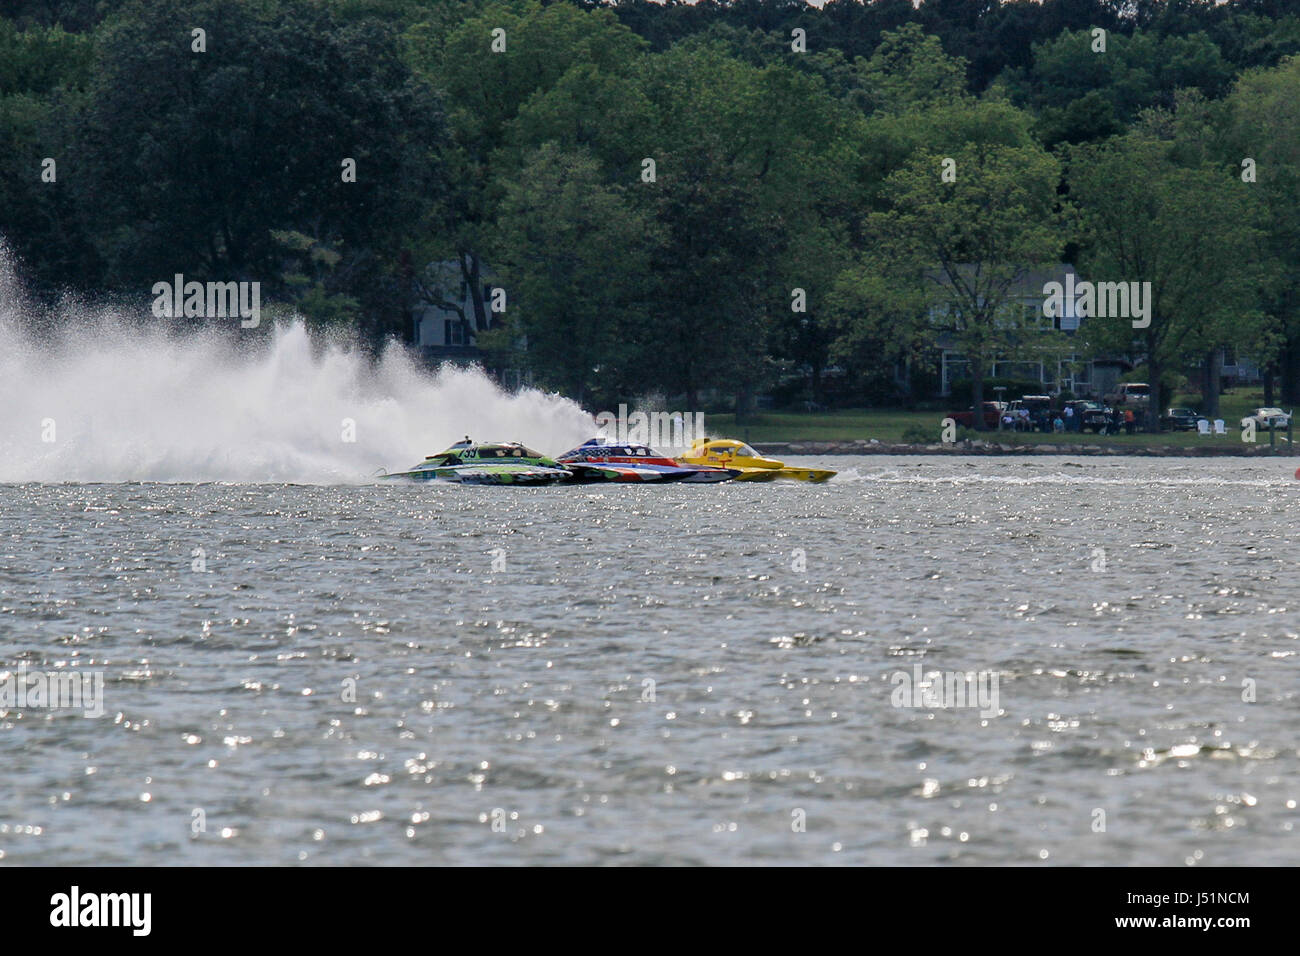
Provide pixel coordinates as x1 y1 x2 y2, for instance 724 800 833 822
0 19 94 94
1009 26 1234 143
856 42 1038 210
72 0 443 339
406 0 645 335
1 1 107 32
267 230 363 330
0 20 98 289
855 21 967 115
855 136 1065 429
505 61 653 174
1068 120 1267 428
633 41 860 411
5 0 1300 410
491 143 656 405
1224 54 1300 404
827 257 930 403
637 135 784 412
1206 11 1300 70
834 90 1045 406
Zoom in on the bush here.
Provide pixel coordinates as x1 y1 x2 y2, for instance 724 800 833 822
900 424 934 444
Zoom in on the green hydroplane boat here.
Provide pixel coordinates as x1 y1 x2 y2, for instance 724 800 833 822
382 439 574 485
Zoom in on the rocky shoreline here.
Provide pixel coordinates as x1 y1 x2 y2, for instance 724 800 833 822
756 439 1297 457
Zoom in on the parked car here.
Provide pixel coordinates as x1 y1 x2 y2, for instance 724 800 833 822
949 401 1003 429
1064 400 1110 433
1007 395 1052 414
1003 395 1054 430
1240 407 1293 430
1103 382 1151 406
1076 402 1114 433
1160 407 1207 431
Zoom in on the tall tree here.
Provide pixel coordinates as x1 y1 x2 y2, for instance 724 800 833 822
633 41 861 411
862 137 1064 429
1068 121 1267 428
0 20 97 291
1225 55 1300 404
855 21 967 115
1010 25 1234 142
638 136 784 412
491 143 656 406
406 0 646 336
74 0 444 340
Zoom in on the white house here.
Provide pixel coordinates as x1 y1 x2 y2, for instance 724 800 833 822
411 259 495 360
933 263 1098 396
931 264 1268 399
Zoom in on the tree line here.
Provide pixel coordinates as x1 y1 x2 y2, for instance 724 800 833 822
3 0 1300 422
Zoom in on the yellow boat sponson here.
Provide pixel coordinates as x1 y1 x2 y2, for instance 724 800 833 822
677 439 836 483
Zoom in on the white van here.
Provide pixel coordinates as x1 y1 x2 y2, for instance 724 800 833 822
1103 383 1150 406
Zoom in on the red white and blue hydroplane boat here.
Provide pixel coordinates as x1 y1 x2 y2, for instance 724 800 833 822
557 439 738 483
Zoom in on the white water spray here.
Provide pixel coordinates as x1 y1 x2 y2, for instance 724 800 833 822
0 251 594 483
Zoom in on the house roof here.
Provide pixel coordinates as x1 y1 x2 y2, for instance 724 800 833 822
924 263 1081 298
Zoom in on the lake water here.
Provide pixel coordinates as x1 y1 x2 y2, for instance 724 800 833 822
1 455 1296 865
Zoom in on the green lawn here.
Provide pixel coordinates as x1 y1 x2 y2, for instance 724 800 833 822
708 389 1296 448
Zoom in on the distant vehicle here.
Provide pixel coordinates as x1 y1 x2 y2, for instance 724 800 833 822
1067 400 1112 433
1240 407 1293 430
1081 403 1112 434
949 401 1002 429
1062 399 1095 418
1007 395 1052 414
1104 383 1151 406
1160 407 1207 432
1000 395 1054 430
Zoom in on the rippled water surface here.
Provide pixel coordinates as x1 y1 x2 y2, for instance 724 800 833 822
2 456 1297 865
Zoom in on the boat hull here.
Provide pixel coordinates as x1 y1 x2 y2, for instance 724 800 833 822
562 462 691 484
678 439 836 483
730 466 836 483
382 464 571 485
557 440 738 483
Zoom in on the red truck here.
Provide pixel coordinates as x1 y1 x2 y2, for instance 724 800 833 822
948 401 1003 429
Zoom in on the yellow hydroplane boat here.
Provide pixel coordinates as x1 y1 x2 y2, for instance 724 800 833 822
678 438 836 483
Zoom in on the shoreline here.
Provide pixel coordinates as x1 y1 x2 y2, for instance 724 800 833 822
757 439 1298 457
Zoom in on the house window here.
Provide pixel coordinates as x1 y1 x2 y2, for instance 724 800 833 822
444 319 467 346
942 352 969 394
1023 302 1050 329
